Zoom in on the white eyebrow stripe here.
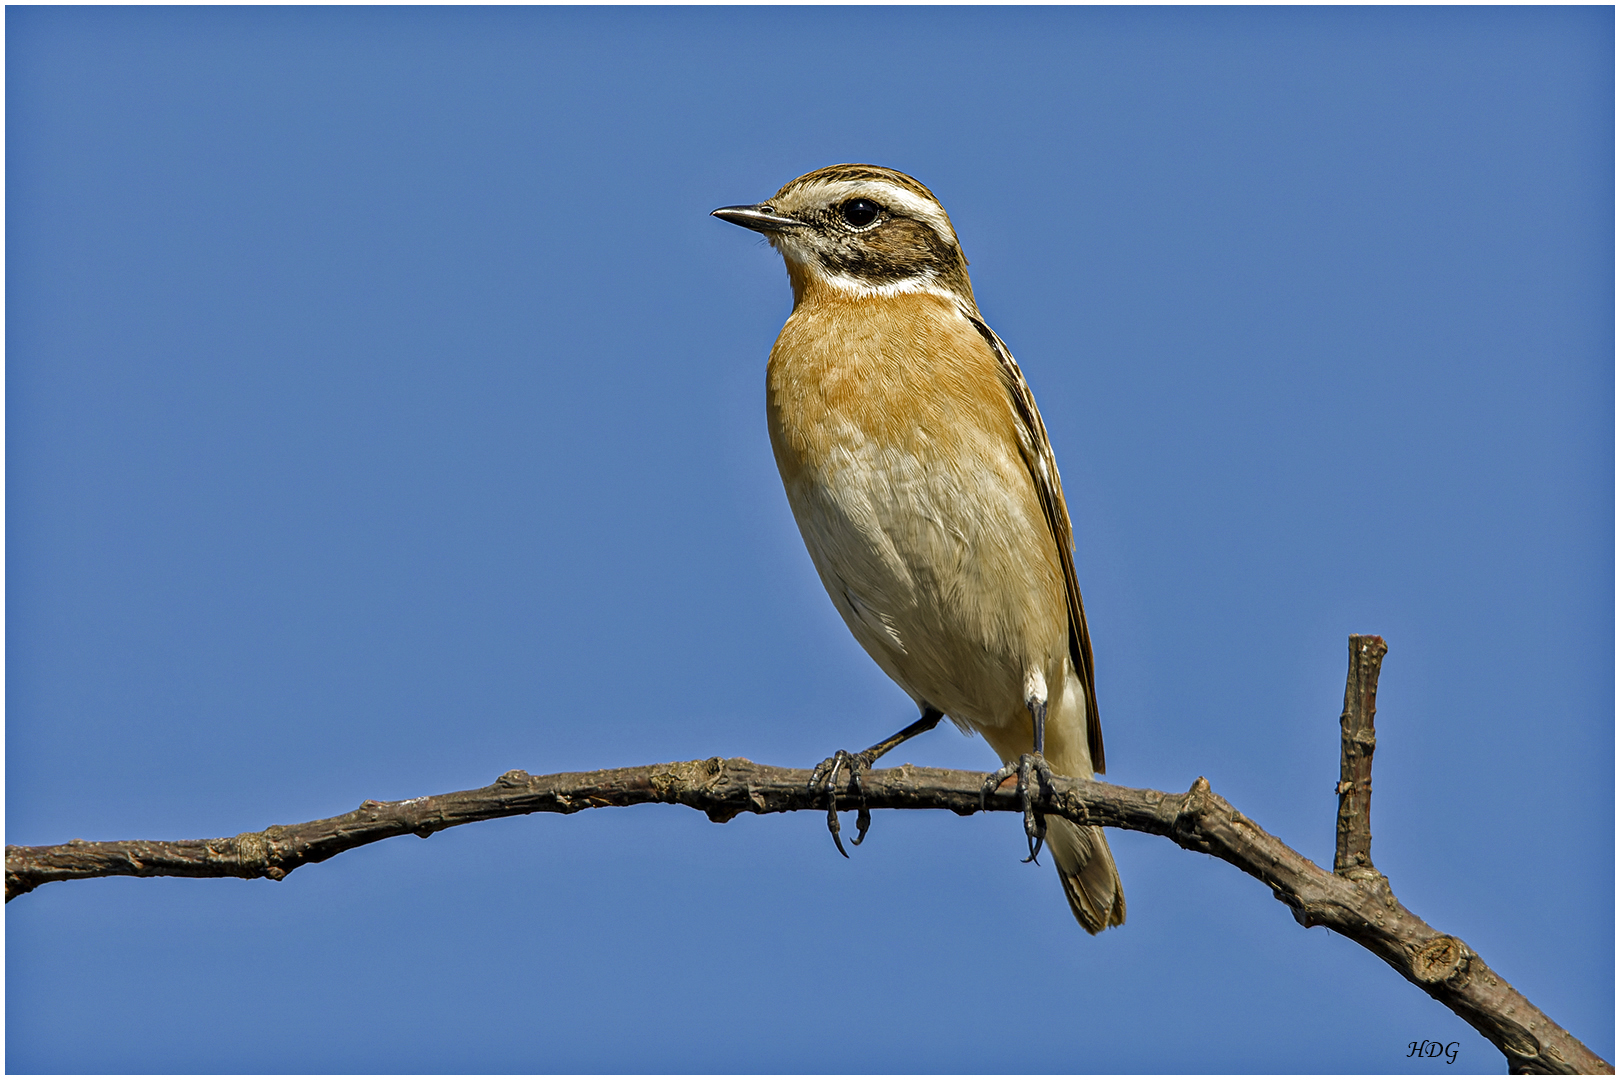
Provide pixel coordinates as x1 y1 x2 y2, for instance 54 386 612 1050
790 178 959 248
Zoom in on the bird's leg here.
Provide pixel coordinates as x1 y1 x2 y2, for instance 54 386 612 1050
980 697 1055 864
1022 698 1054 862
810 707 945 856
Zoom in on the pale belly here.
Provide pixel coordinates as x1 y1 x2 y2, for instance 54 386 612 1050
779 419 1069 733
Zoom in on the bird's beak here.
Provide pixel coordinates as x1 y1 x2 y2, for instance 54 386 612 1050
711 204 801 234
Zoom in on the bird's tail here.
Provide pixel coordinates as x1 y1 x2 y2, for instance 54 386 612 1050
1046 815 1125 934
1035 670 1125 934
982 672 1126 933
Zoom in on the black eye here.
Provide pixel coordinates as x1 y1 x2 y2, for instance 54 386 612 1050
840 199 881 228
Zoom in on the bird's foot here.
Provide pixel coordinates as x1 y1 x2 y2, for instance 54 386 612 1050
980 752 1055 864
808 709 945 857
809 748 880 858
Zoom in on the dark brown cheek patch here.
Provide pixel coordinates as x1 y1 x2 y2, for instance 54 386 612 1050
821 218 959 285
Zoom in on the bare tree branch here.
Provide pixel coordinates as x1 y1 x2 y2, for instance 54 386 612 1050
6 639 1610 1074
1336 633 1387 874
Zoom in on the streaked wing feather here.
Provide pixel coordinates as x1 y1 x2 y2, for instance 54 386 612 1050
961 308 1105 773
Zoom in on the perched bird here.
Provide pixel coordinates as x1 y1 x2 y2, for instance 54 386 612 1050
713 164 1124 933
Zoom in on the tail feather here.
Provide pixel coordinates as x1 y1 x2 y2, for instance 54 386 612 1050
981 670 1125 933
1047 815 1126 934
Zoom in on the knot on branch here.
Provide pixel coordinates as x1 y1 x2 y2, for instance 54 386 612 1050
649 757 726 800
1501 1024 1544 1070
1337 864 1386 887
1049 783 1092 827
232 831 286 881
1171 777 1216 853
1341 730 1377 756
1412 934 1472 990
647 758 748 823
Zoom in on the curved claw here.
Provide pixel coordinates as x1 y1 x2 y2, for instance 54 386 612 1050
852 805 873 846
1021 753 1055 864
1021 811 1047 864
985 753 1052 864
811 749 871 858
809 710 946 858
828 801 849 858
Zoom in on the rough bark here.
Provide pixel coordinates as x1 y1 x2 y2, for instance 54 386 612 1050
1335 633 1387 874
5 639 1610 1074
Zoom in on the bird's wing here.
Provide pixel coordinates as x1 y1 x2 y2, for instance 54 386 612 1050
961 308 1105 774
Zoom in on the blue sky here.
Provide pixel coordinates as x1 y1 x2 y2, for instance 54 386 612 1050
7 6 1612 1073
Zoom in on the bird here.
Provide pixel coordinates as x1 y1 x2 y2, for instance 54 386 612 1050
712 164 1124 934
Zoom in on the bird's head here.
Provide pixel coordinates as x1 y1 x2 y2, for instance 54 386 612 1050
712 164 975 306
